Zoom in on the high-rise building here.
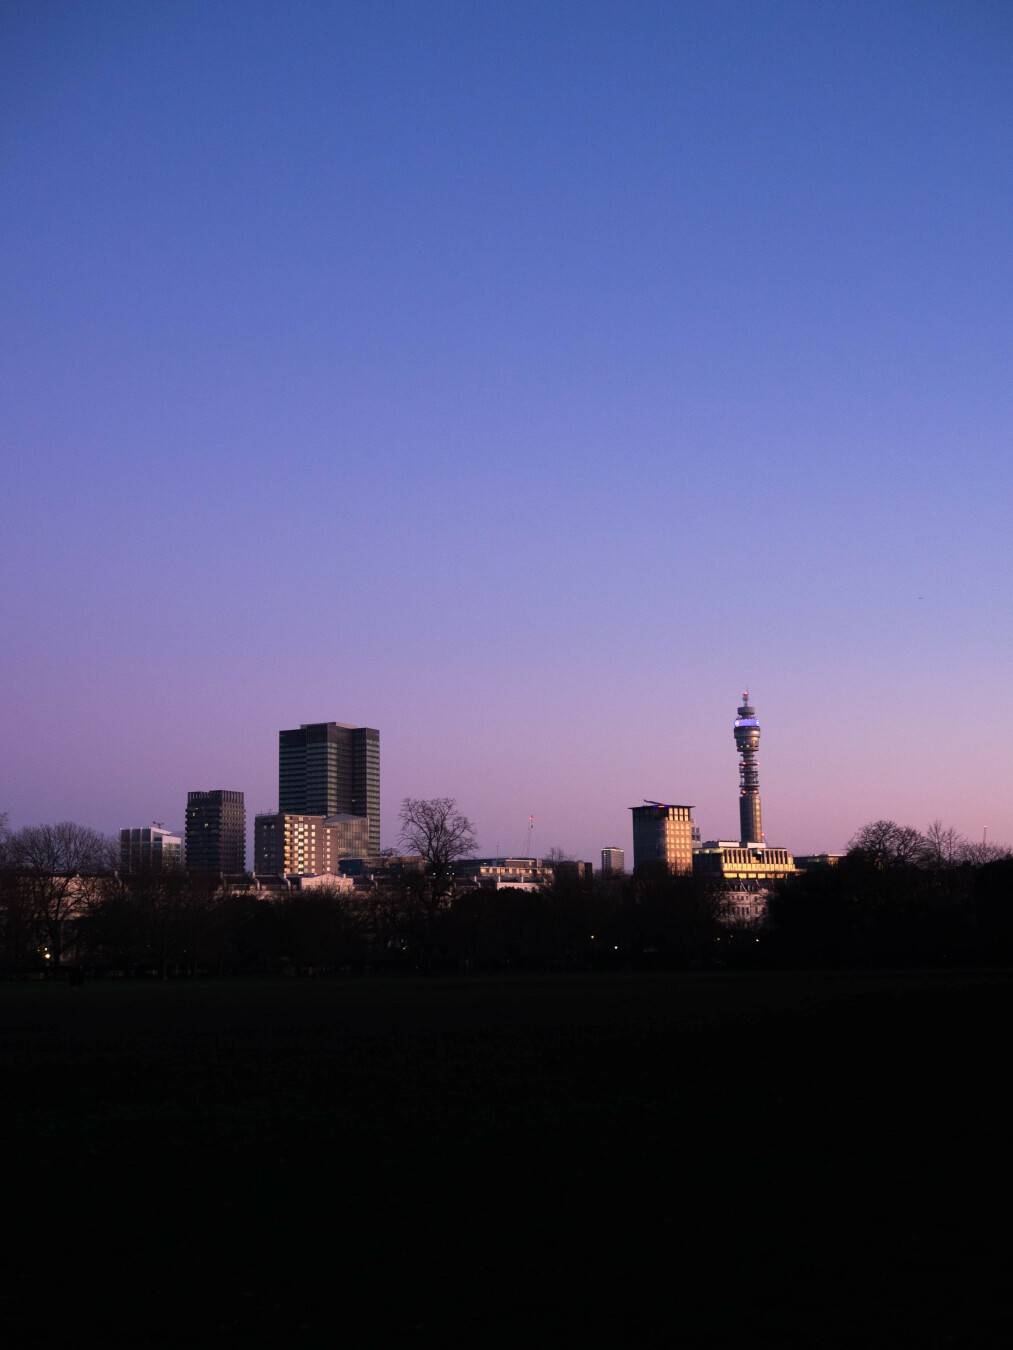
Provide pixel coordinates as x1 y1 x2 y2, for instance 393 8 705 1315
734 692 763 844
119 824 182 874
185 790 246 874
254 812 371 876
630 803 696 875
600 846 625 876
279 722 380 854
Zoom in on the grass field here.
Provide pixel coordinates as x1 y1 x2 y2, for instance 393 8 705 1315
4 969 1011 1346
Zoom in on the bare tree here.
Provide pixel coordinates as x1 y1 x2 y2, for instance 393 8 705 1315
0 866 37 969
544 846 575 863
398 797 477 908
849 819 1010 871
3 822 117 968
924 820 965 868
847 820 930 868
957 837 1011 867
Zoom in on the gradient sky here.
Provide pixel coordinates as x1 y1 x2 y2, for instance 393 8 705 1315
3 1 1012 862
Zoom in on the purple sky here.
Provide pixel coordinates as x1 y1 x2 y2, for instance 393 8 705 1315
3 1 1012 862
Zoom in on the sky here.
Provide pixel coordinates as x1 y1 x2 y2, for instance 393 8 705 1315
3 0 1012 863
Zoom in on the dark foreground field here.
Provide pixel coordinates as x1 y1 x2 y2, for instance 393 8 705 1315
4 970 1011 1346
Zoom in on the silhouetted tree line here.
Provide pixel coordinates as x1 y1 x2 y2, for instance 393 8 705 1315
0 819 727 976
0 869 730 977
3 814 1012 976
765 819 1013 968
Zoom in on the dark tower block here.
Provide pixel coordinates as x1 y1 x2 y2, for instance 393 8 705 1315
279 722 380 854
733 692 763 845
185 790 246 873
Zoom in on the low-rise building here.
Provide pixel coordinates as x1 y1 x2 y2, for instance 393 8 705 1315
335 854 424 882
119 824 182 874
249 872 357 895
551 859 594 884
452 857 554 892
693 841 797 925
254 812 370 876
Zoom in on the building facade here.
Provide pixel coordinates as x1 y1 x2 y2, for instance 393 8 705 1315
452 857 555 892
324 814 372 858
119 824 182 874
251 872 357 897
185 790 246 874
630 803 697 875
279 722 380 854
254 812 371 877
600 846 625 876
693 842 796 884
552 859 594 884
693 842 797 925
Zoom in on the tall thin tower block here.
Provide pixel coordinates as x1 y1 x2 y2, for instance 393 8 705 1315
733 692 763 845
279 722 380 854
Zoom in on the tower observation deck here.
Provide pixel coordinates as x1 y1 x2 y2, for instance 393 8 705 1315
733 692 763 845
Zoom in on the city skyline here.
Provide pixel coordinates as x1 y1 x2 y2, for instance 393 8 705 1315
4 3 1012 860
1 685 1002 865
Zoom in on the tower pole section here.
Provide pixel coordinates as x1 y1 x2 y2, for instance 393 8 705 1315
733 693 763 845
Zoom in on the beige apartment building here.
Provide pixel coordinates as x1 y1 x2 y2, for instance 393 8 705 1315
693 841 797 925
254 812 370 877
630 803 698 875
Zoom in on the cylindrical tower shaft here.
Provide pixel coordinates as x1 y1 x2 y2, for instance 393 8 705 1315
733 692 763 844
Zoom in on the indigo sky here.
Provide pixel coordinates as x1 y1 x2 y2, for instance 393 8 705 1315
4 1 1012 861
